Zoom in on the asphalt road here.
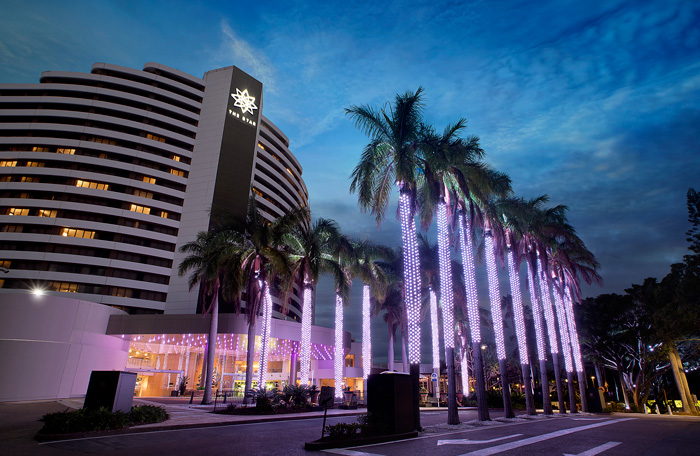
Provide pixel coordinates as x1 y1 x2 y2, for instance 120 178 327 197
26 411 700 455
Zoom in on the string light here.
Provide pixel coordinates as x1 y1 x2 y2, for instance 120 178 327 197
430 289 441 369
258 280 273 386
526 259 547 361
563 286 584 373
552 280 573 373
398 187 422 364
437 201 454 350
461 349 470 394
484 229 506 360
538 256 559 355
334 293 344 399
506 243 529 366
299 283 313 385
362 285 371 380
458 211 480 343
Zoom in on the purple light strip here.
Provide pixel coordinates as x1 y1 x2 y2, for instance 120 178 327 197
458 211 481 343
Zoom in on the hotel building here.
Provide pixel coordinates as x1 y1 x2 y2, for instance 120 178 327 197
0 63 362 401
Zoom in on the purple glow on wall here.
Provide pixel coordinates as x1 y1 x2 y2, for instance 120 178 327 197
398 189 422 364
458 212 481 343
484 230 506 360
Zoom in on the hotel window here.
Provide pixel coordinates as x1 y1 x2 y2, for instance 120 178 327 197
51 282 79 293
2 225 22 232
57 148 75 155
146 133 166 143
258 143 266 150
0 161 17 167
20 176 38 182
344 354 355 368
111 287 133 298
133 189 153 199
171 155 181 162
32 146 50 152
26 161 45 167
38 209 58 218
252 187 263 198
89 137 117 146
0 260 10 269
169 169 185 177
159 211 168 219
7 208 29 216
130 204 151 215
142 176 156 184
75 179 109 191
61 227 96 239
0 177 11 182
19 193 29 199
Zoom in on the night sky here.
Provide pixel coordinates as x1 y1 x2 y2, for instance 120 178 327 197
2 1 698 362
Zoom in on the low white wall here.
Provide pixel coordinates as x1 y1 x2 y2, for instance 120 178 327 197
0 293 130 402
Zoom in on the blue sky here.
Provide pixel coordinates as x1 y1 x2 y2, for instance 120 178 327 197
2 0 699 361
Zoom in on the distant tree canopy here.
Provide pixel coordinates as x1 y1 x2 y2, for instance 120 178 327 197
577 188 700 410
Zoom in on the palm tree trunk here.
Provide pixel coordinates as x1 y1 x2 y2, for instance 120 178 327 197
577 371 589 413
540 359 553 414
398 185 422 431
446 346 459 424
499 358 515 418
201 291 219 405
563 286 588 412
567 371 577 413
521 363 536 415
401 327 408 373
299 283 313 385
388 328 395 371
617 363 630 410
458 210 489 421
669 345 699 415
243 319 256 405
553 355 566 414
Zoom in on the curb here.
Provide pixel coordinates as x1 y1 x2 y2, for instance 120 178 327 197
35 410 365 443
304 431 419 450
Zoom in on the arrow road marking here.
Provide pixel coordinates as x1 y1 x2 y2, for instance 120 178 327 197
457 418 635 456
438 434 523 445
563 441 622 456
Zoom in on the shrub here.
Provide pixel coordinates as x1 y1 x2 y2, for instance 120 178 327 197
324 422 360 439
39 405 169 435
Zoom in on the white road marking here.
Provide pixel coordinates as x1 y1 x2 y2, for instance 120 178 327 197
571 418 607 421
563 441 622 456
438 434 523 445
457 418 635 456
322 449 384 456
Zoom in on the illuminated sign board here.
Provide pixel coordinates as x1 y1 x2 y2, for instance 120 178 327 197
229 88 258 126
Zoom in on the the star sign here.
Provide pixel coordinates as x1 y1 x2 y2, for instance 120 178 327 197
231 88 258 115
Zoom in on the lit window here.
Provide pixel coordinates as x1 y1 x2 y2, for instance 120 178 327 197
0 177 11 182
160 211 168 219
133 189 153 199
258 143 266 150
111 287 133 298
61 227 96 239
26 161 45 167
344 354 355 368
19 193 29 199
252 187 263 197
7 208 29 216
130 204 151 215
89 137 117 146
172 155 181 162
32 147 50 152
75 180 109 191
57 148 75 155
143 176 156 184
170 169 184 177
0 161 17 167
146 133 166 143
38 209 57 217
20 176 38 182
0 260 10 269
1 225 22 232
51 282 78 293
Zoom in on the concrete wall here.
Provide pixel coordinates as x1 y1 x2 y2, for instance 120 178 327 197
0 293 130 402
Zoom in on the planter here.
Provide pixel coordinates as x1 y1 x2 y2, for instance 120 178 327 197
310 391 321 405
343 391 354 405
420 392 428 403
457 392 464 403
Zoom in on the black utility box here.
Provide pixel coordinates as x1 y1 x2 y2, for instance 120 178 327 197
367 372 414 434
83 371 137 413
586 387 606 413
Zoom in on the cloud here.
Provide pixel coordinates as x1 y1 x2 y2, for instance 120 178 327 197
218 20 278 93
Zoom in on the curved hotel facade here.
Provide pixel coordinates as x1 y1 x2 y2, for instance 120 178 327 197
0 63 363 401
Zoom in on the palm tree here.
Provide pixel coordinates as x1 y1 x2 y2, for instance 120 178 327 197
178 230 238 405
223 199 304 402
284 218 344 386
347 88 433 430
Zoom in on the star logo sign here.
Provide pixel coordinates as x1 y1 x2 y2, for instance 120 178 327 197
231 88 258 115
